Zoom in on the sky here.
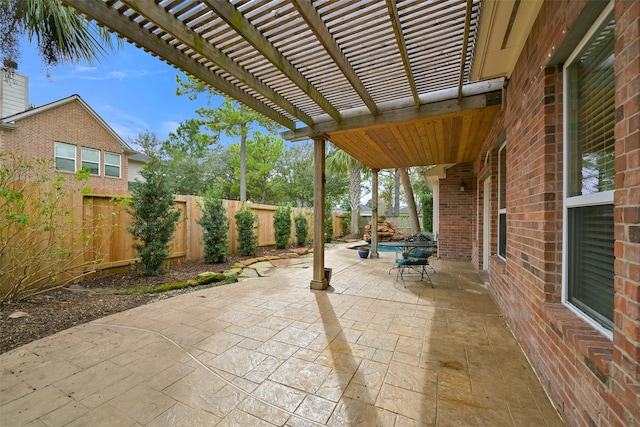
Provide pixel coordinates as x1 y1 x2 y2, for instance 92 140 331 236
15 38 223 148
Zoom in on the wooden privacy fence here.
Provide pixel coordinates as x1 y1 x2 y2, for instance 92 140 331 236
73 189 345 274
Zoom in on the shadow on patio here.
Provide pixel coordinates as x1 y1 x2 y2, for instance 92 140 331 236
0 243 565 426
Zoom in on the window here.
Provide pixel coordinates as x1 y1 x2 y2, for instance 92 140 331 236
54 142 76 172
105 152 121 178
498 144 507 259
81 147 100 175
563 4 615 334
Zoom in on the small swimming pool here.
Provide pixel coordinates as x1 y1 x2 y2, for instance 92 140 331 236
349 244 397 253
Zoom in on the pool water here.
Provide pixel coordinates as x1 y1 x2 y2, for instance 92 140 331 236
350 244 397 253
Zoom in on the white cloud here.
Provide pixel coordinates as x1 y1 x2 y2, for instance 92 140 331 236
75 65 97 72
160 120 180 139
98 104 151 143
108 71 126 81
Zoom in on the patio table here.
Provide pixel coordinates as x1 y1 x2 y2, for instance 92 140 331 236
380 240 436 287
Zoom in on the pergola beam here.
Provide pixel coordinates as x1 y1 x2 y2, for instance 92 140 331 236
283 90 501 140
121 0 314 127
202 0 342 123
63 0 296 130
292 0 379 117
386 0 420 109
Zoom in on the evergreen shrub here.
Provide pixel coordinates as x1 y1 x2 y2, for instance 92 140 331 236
324 205 333 243
128 157 181 275
235 205 258 256
294 213 309 247
197 191 229 263
273 205 292 249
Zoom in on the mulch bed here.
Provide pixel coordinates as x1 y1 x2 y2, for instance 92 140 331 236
0 248 304 354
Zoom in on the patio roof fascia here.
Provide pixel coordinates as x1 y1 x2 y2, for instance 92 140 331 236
283 77 505 141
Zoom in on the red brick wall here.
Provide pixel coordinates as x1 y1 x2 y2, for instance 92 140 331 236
472 1 640 426
438 163 475 261
473 115 505 270
0 99 129 192
612 0 640 421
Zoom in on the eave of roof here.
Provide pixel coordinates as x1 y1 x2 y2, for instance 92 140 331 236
0 94 136 154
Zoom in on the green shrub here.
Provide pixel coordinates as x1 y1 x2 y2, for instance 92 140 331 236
294 213 309 246
324 205 333 243
421 192 433 233
273 205 292 249
0 153 109 302
235 205 258 256
127 157 181 275
197 191 229 263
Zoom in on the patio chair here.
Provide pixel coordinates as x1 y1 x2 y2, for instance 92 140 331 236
405 232 433 242
393 244 434 288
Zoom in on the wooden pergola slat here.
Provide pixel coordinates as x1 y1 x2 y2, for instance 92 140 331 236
120 0 314 127
291 0 379 116
64 0 296 130
202 0 342 123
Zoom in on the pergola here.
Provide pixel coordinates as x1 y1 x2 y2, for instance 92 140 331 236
63 0 542 288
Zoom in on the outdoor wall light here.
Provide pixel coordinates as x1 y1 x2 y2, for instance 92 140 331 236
459 182 466 192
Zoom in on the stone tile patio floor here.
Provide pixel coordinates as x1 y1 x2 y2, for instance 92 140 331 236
1 243 566 426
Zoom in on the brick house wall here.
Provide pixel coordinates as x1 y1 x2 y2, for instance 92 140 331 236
612 0 640 422
0 97 130 192
469 1 640 426
437 163 475 261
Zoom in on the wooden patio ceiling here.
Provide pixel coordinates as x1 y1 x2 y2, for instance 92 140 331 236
63 0 506 169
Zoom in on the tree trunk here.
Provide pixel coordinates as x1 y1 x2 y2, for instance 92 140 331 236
349 165 361 235
398 167 420 234
394 169 400 216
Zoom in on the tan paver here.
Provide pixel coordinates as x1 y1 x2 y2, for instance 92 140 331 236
0 244 566 426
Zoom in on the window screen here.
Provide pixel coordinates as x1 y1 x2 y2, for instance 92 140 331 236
564 7 615 331
567 15 615 197
105 152 121 178
498 145 507 258
55 142 76 172
82 148 100 175
568 204 614 329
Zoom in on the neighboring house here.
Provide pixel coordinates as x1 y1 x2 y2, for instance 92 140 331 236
0 73 135 192
127 151 149 190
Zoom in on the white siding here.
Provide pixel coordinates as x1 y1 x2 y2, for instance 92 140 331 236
0 72 28 119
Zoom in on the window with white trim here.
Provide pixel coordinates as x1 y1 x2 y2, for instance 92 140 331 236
81 147 100 175
104 152 121 178
54 142 76 172
498 143 507 259
563 4 615 333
